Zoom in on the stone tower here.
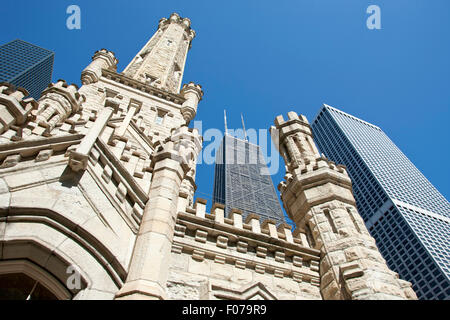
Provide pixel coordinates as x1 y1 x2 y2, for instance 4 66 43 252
0 13 202 300
271 111 417 299
0 13 418 300
121 14 195 94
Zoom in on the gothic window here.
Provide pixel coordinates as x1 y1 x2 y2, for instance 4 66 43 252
0 273 58 300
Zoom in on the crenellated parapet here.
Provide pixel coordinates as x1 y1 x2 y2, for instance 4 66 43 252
272 111 417 300
167 198 322 299
271 111 320 171
0 83 37 135
81 49 118 85
277 154 355 221
157 13 196 44
32 80 85 136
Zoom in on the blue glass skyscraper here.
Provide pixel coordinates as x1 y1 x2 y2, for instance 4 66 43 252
311 104 450 300
0 39 54 100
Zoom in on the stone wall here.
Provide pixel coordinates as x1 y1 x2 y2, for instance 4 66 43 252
166 200 322 300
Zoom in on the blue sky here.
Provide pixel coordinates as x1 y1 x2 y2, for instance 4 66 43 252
1 1 449 219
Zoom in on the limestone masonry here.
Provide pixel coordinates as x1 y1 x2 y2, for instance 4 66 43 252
0 13 417 300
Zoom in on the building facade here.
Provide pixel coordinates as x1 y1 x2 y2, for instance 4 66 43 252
213 134 285 225
311 104 450 299
0 39 54 100
0 13 416 300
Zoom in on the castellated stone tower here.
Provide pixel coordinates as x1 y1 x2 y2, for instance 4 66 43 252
0 13 203 300
271 111 417 300
0 12 417 300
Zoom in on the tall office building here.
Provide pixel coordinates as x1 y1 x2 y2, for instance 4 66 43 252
0 39 54 100
311 104 450 299
213 133 285 224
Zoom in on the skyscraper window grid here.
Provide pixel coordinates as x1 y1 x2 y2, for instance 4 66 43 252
311 104 450 299
0 39 54 100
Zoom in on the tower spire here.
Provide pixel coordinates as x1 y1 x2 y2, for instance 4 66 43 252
122 13 196 94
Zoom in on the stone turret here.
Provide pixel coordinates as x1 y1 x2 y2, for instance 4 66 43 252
115 126 202 300
32 80 85 135
0 83 37 135
271 111 417 300
180 82 203 124
81 49 118 85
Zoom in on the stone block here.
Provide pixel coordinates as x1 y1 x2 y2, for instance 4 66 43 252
216 235 228 249
235 260 246 270
4 170 45 190
214 255 226 265
210 261 233 281
194 230 208 243
189 254 210 275
255 264 265 274
192 249 206 262
275 251 285 263
236 241 248 253
292 256 303 267
256 246 267 259
232 266 253 284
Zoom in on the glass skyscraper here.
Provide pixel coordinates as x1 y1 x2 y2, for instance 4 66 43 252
213 134 285 225
0 39 54 100
311 104 450 300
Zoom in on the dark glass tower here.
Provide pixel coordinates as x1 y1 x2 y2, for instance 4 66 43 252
213 134 285 225
311 104 450 300
0 39 54 100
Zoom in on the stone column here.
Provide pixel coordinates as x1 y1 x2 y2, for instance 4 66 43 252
115 126 202 300
272 112 417 300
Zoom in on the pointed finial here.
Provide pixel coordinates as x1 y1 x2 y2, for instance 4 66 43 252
224 109 228 136
241 113 248 141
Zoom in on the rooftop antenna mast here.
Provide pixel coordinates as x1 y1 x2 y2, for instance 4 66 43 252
241 113 248 141
224 109 228 136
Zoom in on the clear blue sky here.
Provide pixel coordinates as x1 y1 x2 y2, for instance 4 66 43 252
1 1 449 219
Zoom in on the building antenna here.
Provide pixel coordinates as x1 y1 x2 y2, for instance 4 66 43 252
224 109 228 136
241 113 248 141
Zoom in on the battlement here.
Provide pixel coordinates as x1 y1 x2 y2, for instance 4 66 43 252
92 48 118 67
39 79 86 113
0 83 38 135
278 154 349 191
158 13 196 42
272 111 313 143
171 197 321 289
